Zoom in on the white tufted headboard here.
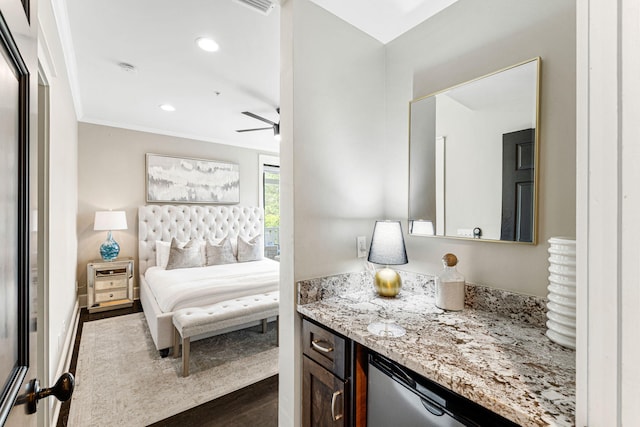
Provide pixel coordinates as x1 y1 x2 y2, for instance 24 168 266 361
138 205 264 274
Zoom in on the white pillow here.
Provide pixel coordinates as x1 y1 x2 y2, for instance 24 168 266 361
155 240 172 269
156 239 206 268
206 236 237 266
237 234 264 262
166 238 203 270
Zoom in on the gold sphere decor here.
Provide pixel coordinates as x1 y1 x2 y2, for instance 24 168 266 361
374 267 402 297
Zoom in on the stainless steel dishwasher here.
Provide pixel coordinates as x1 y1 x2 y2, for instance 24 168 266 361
367 354 520 427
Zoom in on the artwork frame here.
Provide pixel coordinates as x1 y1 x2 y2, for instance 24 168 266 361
146 153 240 204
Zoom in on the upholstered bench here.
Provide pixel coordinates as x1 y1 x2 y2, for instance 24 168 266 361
172 291 279 376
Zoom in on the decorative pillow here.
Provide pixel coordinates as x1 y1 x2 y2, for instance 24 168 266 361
155 240 172 269
166 238 203 270
237 235 263 262
206 236 237 266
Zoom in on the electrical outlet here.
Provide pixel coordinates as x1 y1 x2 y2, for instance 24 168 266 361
357 236 367 258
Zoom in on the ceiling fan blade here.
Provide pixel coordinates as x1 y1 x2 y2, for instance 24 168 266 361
241 111 277 126
236 127 273 133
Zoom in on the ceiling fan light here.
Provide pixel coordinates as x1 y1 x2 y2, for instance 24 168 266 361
196 37 219 52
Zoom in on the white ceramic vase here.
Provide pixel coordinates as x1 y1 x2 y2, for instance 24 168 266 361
546 237 576 349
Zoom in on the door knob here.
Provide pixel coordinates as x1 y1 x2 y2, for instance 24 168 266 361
17 372 75 414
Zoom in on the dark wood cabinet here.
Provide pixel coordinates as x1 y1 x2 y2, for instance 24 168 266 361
303 356 346 426
302 319 357 427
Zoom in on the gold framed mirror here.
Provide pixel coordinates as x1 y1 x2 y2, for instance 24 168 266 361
408 57 541 243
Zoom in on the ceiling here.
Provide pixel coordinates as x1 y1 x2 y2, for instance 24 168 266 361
58 0 458 154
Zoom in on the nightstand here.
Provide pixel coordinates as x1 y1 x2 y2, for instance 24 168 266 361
87 257 134 313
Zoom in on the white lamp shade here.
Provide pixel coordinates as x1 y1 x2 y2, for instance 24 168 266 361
368 220 408 265
94 211 128 231
410 220 435 236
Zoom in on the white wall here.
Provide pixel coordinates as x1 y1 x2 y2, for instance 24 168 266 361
291 2 387 280
279 0 387 424
38 0 79 388
76 123 274 301
385 0 576 296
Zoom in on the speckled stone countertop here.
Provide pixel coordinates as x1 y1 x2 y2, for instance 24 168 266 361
297 271 575 427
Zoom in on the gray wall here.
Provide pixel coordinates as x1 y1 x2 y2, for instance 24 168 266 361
385 0 576 296
76 123 274 302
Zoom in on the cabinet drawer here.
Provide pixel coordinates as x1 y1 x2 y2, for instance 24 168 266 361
303 319 347 379
95 276 127 291
94 289 128 303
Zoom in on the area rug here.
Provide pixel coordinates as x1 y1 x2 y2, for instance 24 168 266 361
67 313 278 426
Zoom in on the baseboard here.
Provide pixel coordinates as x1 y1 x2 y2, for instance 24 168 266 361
50 300 80 426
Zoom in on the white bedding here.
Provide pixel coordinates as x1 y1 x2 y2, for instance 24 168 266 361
145 258 280 312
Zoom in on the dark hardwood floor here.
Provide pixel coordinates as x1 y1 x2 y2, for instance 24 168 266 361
56 302 278 427
148 375 278 427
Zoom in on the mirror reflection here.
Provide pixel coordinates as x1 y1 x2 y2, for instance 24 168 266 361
408 58 540 243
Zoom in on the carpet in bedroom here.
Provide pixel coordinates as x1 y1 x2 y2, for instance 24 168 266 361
66 312 278 426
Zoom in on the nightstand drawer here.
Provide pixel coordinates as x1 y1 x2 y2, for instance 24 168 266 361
95 276 127 291
94 289 128 303
95 267 127 277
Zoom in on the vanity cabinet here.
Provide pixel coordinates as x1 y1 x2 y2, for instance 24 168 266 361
302 319 367 427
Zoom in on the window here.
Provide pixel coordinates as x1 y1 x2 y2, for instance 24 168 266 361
259 155 279 260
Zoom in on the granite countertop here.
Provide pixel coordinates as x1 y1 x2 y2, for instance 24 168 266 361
297 272 575 427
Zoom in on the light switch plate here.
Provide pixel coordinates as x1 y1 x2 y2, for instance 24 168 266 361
357 236 367 258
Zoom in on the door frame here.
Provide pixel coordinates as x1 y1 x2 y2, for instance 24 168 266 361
36 65 51 427
576 0 640 424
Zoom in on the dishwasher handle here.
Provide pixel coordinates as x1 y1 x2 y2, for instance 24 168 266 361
372 354 416 389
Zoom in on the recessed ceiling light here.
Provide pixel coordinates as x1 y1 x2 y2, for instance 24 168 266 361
160 104 176 112
196 37 219 52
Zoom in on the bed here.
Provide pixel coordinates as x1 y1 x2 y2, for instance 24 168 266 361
138 205 280 354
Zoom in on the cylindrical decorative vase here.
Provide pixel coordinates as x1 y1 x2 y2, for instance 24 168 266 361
546 237 576 349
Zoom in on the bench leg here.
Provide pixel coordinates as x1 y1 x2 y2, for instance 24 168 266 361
173 327 180 358
276 315 279 347
262 318 268 334
182 336 190 377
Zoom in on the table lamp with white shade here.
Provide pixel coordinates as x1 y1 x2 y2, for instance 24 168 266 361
94 211 128 261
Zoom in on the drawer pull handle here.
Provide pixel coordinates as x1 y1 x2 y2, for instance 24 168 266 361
331 390 343 421
311 340 333 353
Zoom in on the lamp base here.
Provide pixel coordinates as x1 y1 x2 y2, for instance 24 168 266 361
374 267 402 297
100 231 120 261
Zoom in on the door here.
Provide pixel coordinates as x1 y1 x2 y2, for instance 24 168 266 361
0 1 58 425
500 128 535 242
0 0 36 424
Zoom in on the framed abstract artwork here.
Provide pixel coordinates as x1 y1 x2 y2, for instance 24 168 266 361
146 153 240 204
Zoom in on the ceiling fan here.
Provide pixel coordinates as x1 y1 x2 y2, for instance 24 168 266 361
236 108 280 140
